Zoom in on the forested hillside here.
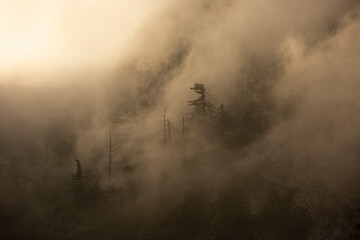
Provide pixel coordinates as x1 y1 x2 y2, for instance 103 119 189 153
1 0 360 239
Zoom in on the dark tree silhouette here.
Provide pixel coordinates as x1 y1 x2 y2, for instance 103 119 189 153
69 159 86 206
215 104 232 139
188 83 216 124
217 104 230 127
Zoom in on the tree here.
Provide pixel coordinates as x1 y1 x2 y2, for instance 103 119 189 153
217 104 228 124
188 83 216 124
69 159 86 207
216 104 231 132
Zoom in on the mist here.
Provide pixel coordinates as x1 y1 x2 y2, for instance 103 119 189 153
1 0 360 239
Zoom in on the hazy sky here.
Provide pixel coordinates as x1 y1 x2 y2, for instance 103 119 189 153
0 0 166 79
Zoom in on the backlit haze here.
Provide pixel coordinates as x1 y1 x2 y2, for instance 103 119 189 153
0 0 166 84
1 1 360 239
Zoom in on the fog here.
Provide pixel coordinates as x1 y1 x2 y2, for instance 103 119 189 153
0 0 168 82
1 0 360 239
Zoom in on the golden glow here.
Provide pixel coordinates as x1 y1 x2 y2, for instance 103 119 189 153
0 0 166 79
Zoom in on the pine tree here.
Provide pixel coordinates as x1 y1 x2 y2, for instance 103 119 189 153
69 159 86 207
188 83 216 124
217 104 231 129
217 104 227 122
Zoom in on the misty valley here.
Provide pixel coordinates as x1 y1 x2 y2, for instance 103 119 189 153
1 0 360 239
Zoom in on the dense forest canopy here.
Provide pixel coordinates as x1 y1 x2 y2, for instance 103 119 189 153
1 0 360 239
